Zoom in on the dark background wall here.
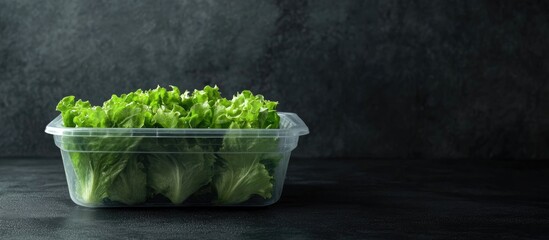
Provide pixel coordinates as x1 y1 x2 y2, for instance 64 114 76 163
1 0 548 159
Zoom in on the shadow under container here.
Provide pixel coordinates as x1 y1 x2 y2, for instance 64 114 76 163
45 112 309 207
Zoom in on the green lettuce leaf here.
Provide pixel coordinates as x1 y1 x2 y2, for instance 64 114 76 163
213 154 273 204
214 135 281 204
69 152 127 204
67 136 145 205
147 145 215 204
212 90 282 204
107 157 147 205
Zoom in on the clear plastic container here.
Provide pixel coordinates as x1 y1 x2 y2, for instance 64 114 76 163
45 112 308 207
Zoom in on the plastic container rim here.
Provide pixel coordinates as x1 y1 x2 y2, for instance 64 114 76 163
45 112 309 137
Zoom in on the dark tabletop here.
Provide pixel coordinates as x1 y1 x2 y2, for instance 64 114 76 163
1 157 548 239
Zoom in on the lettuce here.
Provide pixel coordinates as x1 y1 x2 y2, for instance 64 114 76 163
56 85 281 205
64 137 144 205
57 96 147 205
147 147 216 204
212 90 281 204
108 156 147 205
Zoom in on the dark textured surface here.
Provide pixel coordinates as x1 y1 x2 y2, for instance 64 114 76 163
1 1 549 158
1 157 549 239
